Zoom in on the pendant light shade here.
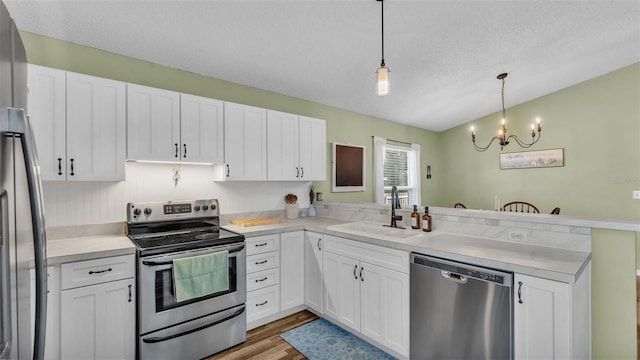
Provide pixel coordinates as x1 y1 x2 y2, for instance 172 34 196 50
376 63 389 96
376 0 389 96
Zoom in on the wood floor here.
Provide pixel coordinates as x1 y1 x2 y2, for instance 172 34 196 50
208 310 319 360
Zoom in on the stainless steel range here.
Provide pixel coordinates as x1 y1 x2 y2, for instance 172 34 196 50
127 199 246 360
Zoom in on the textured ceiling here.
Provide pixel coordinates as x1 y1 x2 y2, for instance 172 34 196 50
5 0 640 132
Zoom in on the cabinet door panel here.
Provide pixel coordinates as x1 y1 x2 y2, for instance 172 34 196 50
280 231 304 311
27 65 66 181
223 102 267 180
298 116 326 181
323 252 359 333
66 72 125 181
304 232 323 313
267 110 299 180
61 278 135 360
360 262 409 357
180 94 223 164
126 84 180 161
514 273 571 360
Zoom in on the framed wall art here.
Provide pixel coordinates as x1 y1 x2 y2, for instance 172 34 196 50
499 148 564 170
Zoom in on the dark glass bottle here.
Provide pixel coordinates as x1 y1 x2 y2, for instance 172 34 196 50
411 205 421 229
422 206 432 232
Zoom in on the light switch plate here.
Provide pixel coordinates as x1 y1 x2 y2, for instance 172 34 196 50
633 191 640 200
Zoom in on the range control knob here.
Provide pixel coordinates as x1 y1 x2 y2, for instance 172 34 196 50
202 205 209 211
194 205 201 211
133 208 141 216
143 208 152 215
210 203 217 211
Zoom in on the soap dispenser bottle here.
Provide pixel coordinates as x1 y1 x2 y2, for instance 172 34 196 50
422 206 432 232
411 205 421 229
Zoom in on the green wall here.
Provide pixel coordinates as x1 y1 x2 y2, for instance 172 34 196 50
22 31 639 358
439 63 640 220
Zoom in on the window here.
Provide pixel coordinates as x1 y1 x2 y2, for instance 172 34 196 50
373 136 421 206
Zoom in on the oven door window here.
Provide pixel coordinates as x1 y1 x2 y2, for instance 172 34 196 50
154 256 237 312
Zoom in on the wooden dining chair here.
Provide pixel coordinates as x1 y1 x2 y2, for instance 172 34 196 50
501 201 540 213
550 207 560 215
454 203 467 209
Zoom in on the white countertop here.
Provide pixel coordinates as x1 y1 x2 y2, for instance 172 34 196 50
44 217 590 283
223 217 590 283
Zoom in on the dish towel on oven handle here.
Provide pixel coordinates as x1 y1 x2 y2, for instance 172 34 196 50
173 250 229 302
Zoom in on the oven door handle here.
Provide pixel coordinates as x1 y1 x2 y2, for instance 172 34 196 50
141 244 244 266
142 306 246 344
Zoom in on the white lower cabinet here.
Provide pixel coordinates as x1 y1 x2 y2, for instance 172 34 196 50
514 264 591 360
60 255 135 360
280 231 305 311
323 235 410 358
304 231 324 314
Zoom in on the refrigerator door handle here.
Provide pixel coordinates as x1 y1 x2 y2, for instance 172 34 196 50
4 109 48 360
0 192 11 359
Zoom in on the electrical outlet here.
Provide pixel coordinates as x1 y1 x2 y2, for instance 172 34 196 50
633 191 640 200
508 229 527 241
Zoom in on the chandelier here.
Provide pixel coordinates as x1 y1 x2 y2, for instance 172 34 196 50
376 0 389 96
471 73 542 152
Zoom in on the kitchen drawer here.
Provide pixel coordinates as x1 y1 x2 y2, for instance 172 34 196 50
247 252 279 273
61 254 135 290
247 267 279 292
246 234 279 256
247 284 280 323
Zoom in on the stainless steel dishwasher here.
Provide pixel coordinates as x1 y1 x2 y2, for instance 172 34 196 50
410 253 513 360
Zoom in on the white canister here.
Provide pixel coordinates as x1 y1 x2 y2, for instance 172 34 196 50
286 203 299 219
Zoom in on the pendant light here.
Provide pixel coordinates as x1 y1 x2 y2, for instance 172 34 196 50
376 0 389 96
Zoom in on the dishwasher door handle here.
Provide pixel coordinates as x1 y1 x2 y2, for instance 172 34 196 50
440 270 468 284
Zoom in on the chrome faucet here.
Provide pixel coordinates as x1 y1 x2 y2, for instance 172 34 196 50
389 185 403 228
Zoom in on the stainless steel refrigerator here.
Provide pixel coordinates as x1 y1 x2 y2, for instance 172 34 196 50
0 1 48 359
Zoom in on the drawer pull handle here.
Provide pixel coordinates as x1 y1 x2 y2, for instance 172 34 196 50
183 144 187 158
256 300 268 307
174 143 179 158
69 158 75 176
353 264 358 279
88 267 112 275
57 158 62 175
317 238 322 251
255 242 268 247
255 260 268 265
359 266 364 282
128 284 132 302
255 277 268 283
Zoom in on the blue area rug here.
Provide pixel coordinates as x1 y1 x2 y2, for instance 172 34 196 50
280 318 397 360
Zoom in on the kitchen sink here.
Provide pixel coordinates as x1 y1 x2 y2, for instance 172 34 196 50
327 221 426 243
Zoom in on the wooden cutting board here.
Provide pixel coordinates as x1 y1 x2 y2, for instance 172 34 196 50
230 217 286 227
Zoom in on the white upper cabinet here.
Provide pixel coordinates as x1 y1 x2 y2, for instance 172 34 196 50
127 85 223 164
220 102 267 181
267 110 299 181
28 65 126 181
66 72 126 181
27 65 66 181
126 84 180 161
180 94 224 164
267 111 326 181
298 116 326 181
